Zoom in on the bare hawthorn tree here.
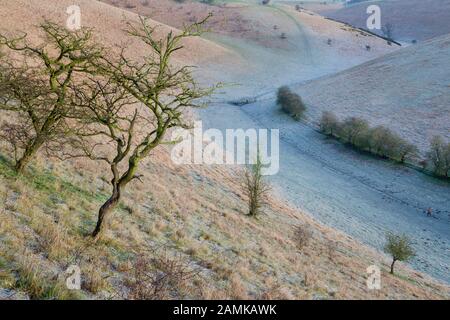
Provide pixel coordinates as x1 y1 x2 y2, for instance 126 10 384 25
0 63 49 163
427 136 450 178
319 111 339 136
0 22 102 173
65 16 216 239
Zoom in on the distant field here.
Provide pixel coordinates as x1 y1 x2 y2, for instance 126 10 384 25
320 0 450 42
98 0 398 98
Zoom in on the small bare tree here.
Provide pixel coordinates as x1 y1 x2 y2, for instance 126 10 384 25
0 22 102 173
384 232 415 275
340 117 369 145
243 154 270 217
427 136 450 178
319 111 339 136
64 17 216 239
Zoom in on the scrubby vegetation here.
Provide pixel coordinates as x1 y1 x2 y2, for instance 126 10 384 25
124 247 199 300
277 86 306 121
294 224 313 250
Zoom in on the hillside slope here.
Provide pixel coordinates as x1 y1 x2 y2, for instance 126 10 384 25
99 0 399 97
0 0 240 68
322 0 450 43
292 33 450 155
0 0 448 299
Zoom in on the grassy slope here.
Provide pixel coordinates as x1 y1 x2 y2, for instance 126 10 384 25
1 146 449 299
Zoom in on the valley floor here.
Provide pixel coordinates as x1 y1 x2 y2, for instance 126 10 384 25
199 99 450 283
194 4 450 285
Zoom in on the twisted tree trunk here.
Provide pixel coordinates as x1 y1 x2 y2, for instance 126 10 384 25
91 156 141 240
390 258 397 274
15 136 45 174
92 184 121 240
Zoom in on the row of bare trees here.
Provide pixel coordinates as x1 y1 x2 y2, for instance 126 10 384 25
0 17 216 239
320 111 450 178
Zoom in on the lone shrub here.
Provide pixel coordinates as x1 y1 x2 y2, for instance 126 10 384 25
294 224 313 250
384 232 415 275
125 248 199 300
277 86 306 121
243 154 270 217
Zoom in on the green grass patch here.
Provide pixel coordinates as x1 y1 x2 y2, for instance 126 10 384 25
0 153 108 205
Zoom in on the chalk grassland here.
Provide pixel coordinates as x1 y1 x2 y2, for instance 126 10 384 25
1 141 449 299
321 0 450 42
113 0 400 100
0 0 448 299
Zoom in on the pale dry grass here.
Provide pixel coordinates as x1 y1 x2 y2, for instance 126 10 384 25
0 143 448 300
0 0 448 301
